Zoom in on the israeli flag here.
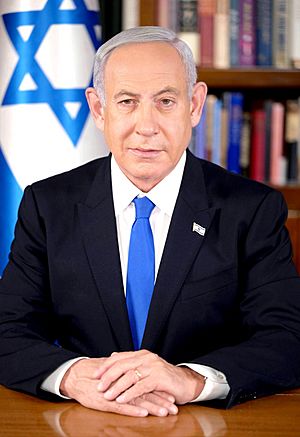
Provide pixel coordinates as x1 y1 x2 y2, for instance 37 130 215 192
0 0 107 275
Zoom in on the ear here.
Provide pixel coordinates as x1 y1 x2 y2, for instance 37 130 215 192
85 87 105 131
190 81 207 128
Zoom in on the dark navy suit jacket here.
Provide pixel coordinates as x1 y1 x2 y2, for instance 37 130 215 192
1 151 300 408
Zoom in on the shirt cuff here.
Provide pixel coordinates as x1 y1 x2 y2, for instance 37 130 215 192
40 357 89 399
178 363 230 402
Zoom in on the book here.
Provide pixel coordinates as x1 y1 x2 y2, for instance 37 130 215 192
240 112 251 177
250 107 266 182
122 0 140 30
220 101 228 168
157 0 178 32
178 0 200 64
229 0 239 66
256 0 273 66
285 100 300 182
205 94 217 161
273 0 289 68
198 0 215 67
194 101 207 159
264 100 273 182
211 97 222 165
239 0 255 66
213 0 230 68
288 0 300 69
270 102 285 185
224 92 244 174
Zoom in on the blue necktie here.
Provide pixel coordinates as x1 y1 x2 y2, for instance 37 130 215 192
126 196 155 350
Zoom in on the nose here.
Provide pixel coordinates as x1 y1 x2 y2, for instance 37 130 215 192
135 103 159 137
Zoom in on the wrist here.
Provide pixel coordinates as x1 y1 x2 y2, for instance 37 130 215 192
180 366 206 403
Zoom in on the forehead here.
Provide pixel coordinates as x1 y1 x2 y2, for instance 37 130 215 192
104 42 187 91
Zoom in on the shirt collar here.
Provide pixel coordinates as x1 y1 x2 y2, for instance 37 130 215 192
111 151 186 217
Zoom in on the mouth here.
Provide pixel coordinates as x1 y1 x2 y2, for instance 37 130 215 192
128 148 163 159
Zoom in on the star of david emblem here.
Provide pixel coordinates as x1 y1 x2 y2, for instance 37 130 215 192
2 0 101 146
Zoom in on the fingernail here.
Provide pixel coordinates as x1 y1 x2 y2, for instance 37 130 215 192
116 394 126 403
104 390 114 400
138 409 148 417
97 381 104 391
158 408 168 417
169 405 178 415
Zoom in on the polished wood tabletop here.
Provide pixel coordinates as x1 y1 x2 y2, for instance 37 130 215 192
1 385 300 436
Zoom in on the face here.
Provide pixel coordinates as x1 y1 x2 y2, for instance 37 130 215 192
86 42 207 192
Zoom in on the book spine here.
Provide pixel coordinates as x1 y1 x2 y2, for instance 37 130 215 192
239 0 255 66
220 103 228 168
178 0 200 64
122 0 140 30
256 0 273 66
264 100 273 182
205 94 217 162
270 103 285 185
198 0 215 67
225 92 244 174
211 98 222 165
230 0 239 66
285 100 300 182
214 0 230 68
156 0 170 28
288 0 300 69
272 0 289 68
250 108 266 182
240 112 251 177
194 101 207 159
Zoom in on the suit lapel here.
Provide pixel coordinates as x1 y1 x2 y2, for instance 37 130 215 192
77 157 133 351
142 152 216 350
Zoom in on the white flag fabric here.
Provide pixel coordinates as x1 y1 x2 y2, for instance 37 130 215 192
0 0 108 274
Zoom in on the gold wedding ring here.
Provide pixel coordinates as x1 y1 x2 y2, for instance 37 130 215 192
134 369 142 380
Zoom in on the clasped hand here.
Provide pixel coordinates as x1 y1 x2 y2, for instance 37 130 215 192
60 350 205 417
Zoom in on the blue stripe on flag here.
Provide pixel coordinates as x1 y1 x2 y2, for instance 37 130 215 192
0 146 22 275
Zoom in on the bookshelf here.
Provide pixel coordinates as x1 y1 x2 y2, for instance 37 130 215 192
197 69 300 272
198 68 300 90
139 0 300 272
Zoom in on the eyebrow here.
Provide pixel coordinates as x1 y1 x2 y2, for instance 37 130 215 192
113 87 180 101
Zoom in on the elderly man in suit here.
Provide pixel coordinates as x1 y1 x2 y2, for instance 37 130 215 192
1 27 300 417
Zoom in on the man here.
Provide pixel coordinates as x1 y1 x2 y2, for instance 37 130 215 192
1 27 300 418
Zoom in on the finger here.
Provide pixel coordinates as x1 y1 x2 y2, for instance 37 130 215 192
132 397 169 417
141 392 178 415
116 378 154 404
97 360 147 392
108 399 149 418
102 369 141 400
94 350 148 379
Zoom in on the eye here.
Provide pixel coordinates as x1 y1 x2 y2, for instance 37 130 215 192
118 99 137 107
159 98 175 108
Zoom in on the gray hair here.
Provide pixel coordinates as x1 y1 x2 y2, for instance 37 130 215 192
93 26 197 105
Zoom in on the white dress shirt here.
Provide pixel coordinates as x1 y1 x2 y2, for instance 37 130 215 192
42 151 229 402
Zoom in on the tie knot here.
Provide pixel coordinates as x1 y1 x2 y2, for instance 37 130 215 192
133 197 155 219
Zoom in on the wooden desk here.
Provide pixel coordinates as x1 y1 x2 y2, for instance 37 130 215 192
1 385 300 436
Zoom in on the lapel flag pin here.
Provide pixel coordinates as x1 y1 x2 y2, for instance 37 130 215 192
193 222 206 236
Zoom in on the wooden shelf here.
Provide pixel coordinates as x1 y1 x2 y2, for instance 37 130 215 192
198 68 300 89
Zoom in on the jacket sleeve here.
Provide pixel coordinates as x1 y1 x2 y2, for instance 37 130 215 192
192 189 300 408
0 186 81 399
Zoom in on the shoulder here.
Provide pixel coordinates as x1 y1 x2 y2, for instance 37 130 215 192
187 152 286 213
28 155 110 201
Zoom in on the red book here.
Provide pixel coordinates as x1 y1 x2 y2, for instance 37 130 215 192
198 0 216 67
250 108 266 182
